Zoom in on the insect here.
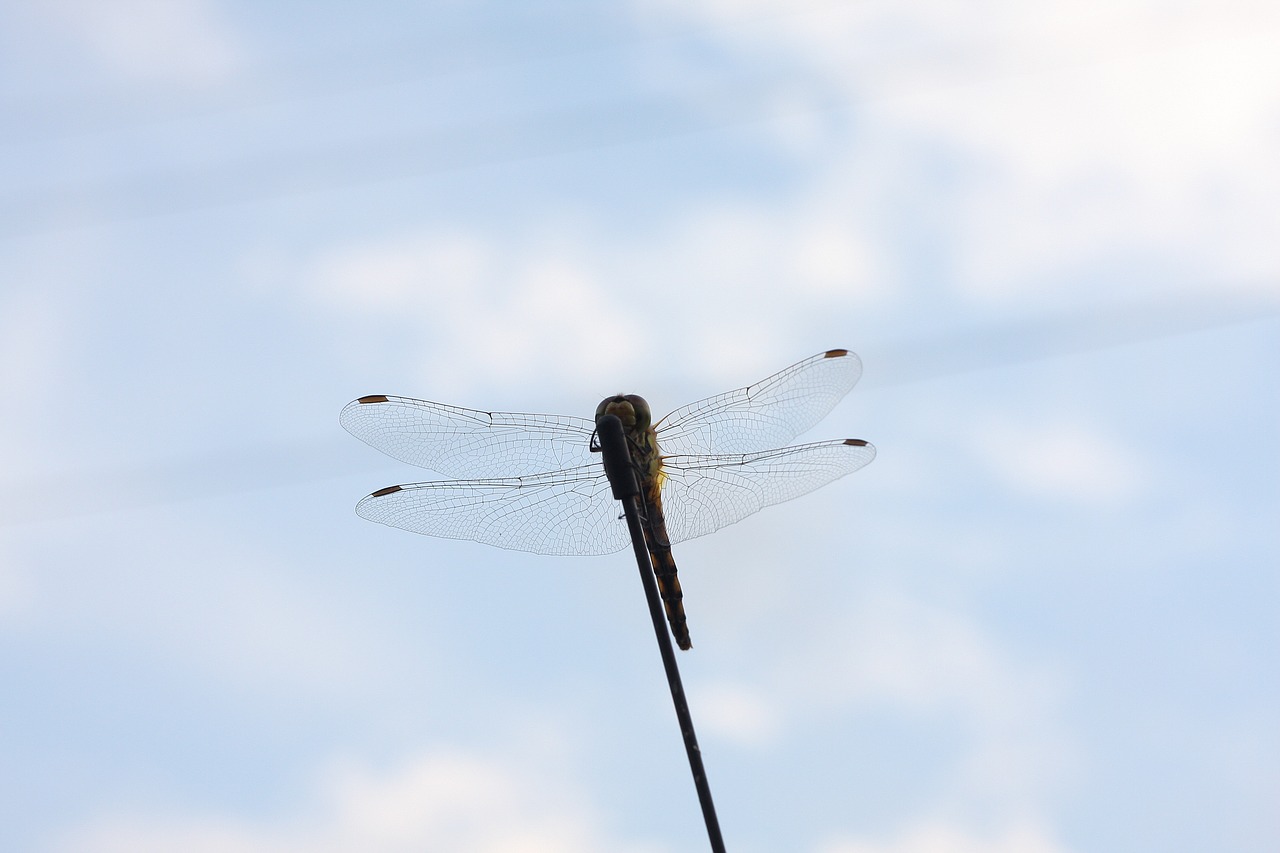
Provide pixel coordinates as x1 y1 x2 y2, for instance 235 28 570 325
341 349 875 649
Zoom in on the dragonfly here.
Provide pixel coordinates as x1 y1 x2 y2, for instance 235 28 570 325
340 348 876 650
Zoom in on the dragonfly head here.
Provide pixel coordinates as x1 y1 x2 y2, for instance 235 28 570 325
595 394 652 432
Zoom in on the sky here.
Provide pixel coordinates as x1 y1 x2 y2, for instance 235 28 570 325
1 1 1277 851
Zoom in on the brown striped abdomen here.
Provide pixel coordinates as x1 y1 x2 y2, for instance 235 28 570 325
641 482 691 650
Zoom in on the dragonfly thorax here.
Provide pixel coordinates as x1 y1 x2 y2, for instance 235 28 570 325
595 394 652 432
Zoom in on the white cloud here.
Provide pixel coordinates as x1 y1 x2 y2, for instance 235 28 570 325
916 29 1280 297
312 228 630 397
37 0 245 86
307 200 885 397
300 0 1280 392
55 749 651 853
817 821 1074 853
0 542 35 623
0 289 63 398
317 230 494 316
695 681 780 746
786 589 1034 718
651 201 885 304
973 418 1145 505
638 0 1280 301
13 518 406 702
0 288 70 483
771 589 1075 817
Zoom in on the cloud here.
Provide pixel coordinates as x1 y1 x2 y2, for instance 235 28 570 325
817 821 1074 853
786 589 1042 719
293 0 1280 400
972 417 1146 505
0 289 63 398
696 681 780 746
35 0 246 86
10 516 408 703
54 749 651 853
306 199 885 397
311 227 631 397
749 565 1080 824
0 542 36 623
770 588 1075 817
0 288 70 483
637 0 1280 300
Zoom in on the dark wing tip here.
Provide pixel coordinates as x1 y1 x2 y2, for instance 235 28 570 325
843 438 870 446
370 485 403 497
824 348 850 358
357 394 390 404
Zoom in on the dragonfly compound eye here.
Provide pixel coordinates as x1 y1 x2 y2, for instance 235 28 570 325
596 394 651 430
623 395 652 430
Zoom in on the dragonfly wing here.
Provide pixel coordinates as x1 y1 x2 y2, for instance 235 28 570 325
355 465 630 556
340 395 597 478
655 349 863 456
660 439 876 544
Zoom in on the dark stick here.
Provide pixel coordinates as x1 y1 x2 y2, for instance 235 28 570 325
595 414 727 853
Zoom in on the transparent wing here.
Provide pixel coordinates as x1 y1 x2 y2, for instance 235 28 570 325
661 439 876 544
655 349 863 456
354 465 629 556
340 395 597 479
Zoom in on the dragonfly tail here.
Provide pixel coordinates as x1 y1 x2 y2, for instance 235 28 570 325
641 477 691 650
651 551 692 650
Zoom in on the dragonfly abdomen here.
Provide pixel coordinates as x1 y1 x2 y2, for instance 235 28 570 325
641 487 692 651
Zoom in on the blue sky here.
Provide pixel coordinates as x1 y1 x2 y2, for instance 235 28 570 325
1 2 1277 851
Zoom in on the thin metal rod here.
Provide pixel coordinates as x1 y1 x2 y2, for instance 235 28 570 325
595 414 726 853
